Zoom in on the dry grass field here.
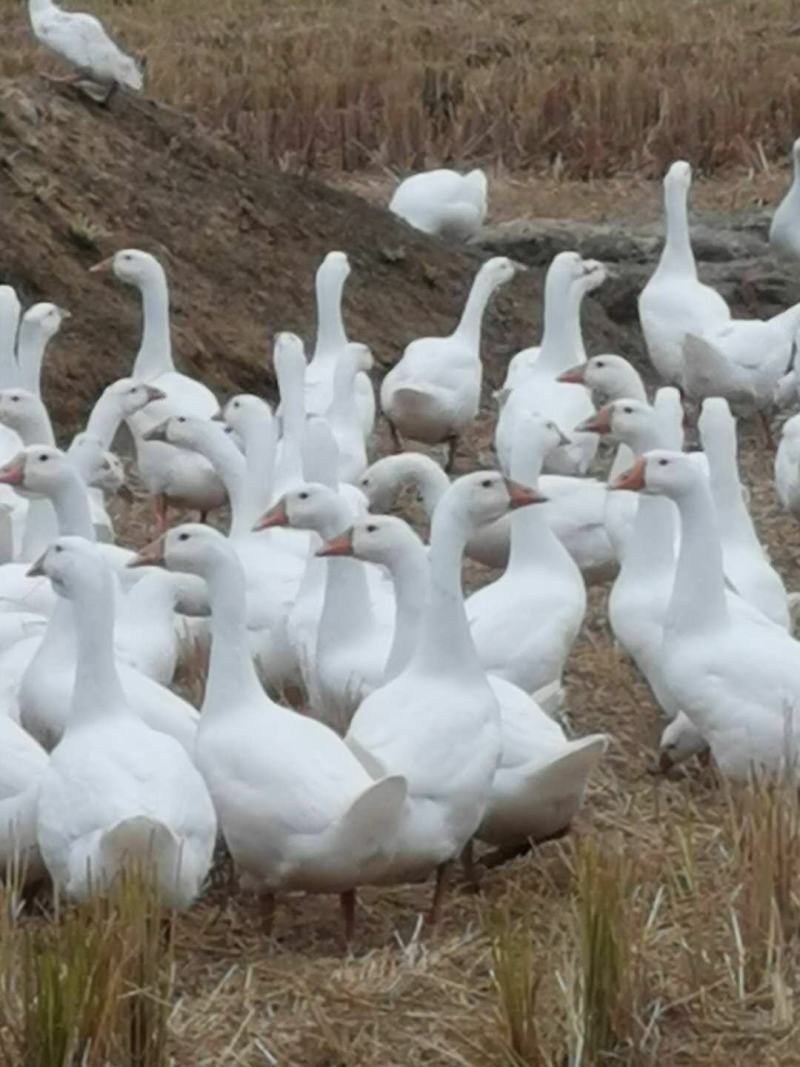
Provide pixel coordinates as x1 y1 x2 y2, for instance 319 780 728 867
4 0 800 1064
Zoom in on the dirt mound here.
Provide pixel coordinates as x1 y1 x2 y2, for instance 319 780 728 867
0 77 630 434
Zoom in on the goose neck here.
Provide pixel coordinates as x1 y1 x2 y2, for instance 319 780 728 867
409 503 483 675
666 481 728 635
68 568 129 725
313 268 347 360
659 178 697 278
452 267 497 348
0 293 20 390
134 270 174 379
15 409 55 446
241 419 277 520
381 541 429 681
189 432 251 537
535 272 577 376
85 394 123 449
16 325 47 397
702 424 758 548
51 472 96 539
618 495 675 582
203 556 267 716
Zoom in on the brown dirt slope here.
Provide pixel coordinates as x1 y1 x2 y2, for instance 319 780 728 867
0 76 631 435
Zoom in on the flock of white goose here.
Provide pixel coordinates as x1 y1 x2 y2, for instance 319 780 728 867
1 153 800 940
12 0 800 943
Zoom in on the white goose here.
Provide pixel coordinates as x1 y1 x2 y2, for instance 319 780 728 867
613 451 800 779
28 0 143 100
272 332 308 497
32 538 215 907
389 168 488 239
466 413 586 702
502 259 607 392
136 524 406 941
343 473 536 912
638 160 730 386
380 257 516 469
305 252 375 436
495 253 598 476
15 303 70 397
698 398 790 629
321 514 608 853
557 354 647 406
770 137 800 261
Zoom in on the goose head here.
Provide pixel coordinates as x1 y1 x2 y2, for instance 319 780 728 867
665 160 692 189
220 394 273 436
657 712 709 774
558 355 640 400
577 399 656 450
358 456 412 512
67 433 117 489
349 342 374 373
101 378 167 418
547 251 586 290
610 449 699 499
0 445 77 499
253 482 341 534
90 249 165 289
22 302 70 337
579 258 608 293
319 250 351 285
447 470 546 530
131 522 231 577
143 414 222 447
27 536 106 594
0 387 48 434
479 256 517 290
317 513 420 563
97 451 126 494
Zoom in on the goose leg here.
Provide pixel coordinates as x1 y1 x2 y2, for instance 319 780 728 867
340 888 356 945
385 415 402 453
759 410 776 452
153 494 168 536
444 435 459 474
259 889 276 937
428 860 453 926
460 839 483 892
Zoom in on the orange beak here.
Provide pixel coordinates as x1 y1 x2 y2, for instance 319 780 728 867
128 537 165 568
143 385 167 403
557 364 586 384
610 456 646 492
253 500 288 531
316 530 354 558
89 256 114 274
26 551 47 578
505 479 548 508
576 406 611 434
0 453 26 487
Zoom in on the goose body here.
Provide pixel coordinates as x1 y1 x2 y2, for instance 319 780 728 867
389 169 488 239
33 539 215 906
638 161 730 385
28 0 143 92
775 413 800 517
381 258 515 456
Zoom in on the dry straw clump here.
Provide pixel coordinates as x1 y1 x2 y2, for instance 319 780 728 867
5 0 800 177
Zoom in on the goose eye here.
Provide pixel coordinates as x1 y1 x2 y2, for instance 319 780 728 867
623 406 633 414
177 417 186 424
54 545 63 553
233 401 240 409
38 454 48 462
366 524 377 533
658 458 669 466
10 396 19 403
481 478 493 488
596 360 604 368
298 492 309 501
178 532 190 542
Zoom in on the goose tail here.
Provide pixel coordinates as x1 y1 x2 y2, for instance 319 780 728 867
335 775 407 867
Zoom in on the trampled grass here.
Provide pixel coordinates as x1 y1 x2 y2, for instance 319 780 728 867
4 0 800 177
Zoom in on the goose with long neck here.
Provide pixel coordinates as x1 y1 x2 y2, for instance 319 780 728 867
466 413 586 701
15 303 69 398
144 415 306 688
31 537 214 906
360 450 622 582
495 253 598 476
770 137 800 261
0 447 198 752
134 523 406 942
342 472 538 905
380 257 516 471
321 514 607 850
0 286 20 389
698 398 790 629
89 249 219 417
638 160 730 386
305 252 375 436
28 0 144 99
219 394 277 522
83 377 166 449
325 344 367 484
614 451 800 779
502 257 607 392
254 477 394 733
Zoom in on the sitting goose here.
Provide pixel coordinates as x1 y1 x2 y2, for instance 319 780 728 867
389 168 488 239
